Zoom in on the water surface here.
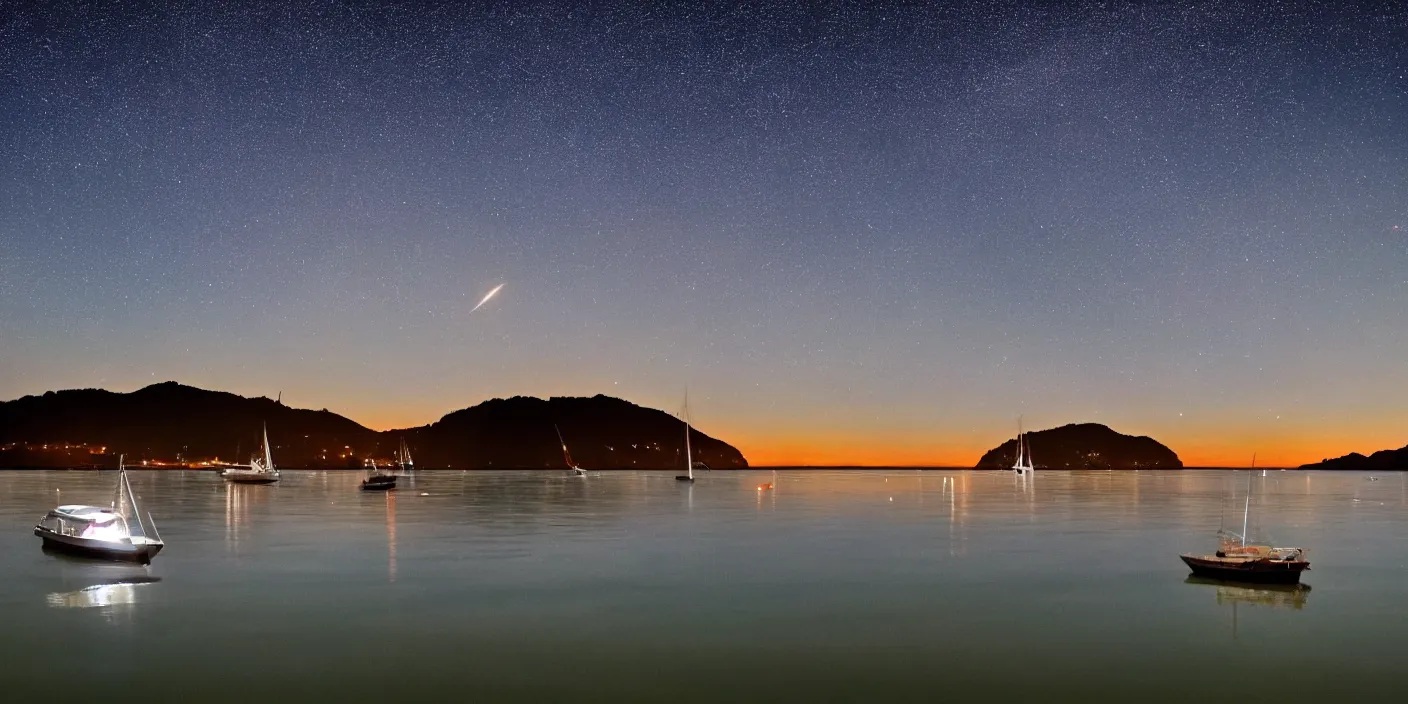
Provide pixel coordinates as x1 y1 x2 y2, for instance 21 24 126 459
1 469 1404 701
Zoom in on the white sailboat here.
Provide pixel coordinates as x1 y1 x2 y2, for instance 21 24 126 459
223 424 280 484
34 455 165 563
397 437 414 472
1012 420 1034 475
555 425 587 477
676 391 696 483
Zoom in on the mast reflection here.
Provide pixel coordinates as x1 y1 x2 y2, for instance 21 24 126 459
386 490 397 583
1185 575 1310 639
225 482 261 552
1185 576 1312 610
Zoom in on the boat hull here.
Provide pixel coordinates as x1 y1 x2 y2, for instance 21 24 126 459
224 472 278 484
1180 554 1308 584
361 476 397 491
35 527 163 564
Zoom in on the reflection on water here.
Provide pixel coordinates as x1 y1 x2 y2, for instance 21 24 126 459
386 490 396 583
47 577 161 610
3 469 1407 700
1185 576 1312 610
224 481 253 550
1184 576 1311 641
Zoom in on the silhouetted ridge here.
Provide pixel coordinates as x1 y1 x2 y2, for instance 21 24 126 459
408 394 745 469
1300 444 1408 471
975 423 1182 469
0 383 747 470
0 382 377 467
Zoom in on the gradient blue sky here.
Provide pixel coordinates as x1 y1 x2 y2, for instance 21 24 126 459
2 1 1405 465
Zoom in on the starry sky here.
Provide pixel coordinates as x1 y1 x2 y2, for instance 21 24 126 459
2 1 1405 467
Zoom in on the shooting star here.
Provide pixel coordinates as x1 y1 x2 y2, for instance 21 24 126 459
470 283 505 313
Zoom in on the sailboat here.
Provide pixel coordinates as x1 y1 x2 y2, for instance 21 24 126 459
1179 460 1309 584
223 424 280 484
675 392 696 483
361 459 397 491
397 438 414 473
34 455 165 563
556 425 587 477
1012 420 1034 475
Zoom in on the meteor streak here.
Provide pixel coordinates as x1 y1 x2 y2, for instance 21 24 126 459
470 283 505 313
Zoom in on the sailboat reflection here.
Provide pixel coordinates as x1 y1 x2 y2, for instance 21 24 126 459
1186 576 1311 610
386 491 397 583
47 576 161 609
1186 575 1309 639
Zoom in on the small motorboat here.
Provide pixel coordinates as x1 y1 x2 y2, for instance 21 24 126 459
34 455 164 564
757 482 774 491
361 460 397 491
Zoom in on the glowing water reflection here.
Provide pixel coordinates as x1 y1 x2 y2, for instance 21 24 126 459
47 577 161 610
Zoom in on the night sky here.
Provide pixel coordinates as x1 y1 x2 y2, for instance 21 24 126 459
2 1 1404 466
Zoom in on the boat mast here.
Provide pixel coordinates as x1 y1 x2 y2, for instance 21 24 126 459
124 460 147 536
1240 455 1254 547
112 454 148 538
684 390 693 481
111 454 125 512
554 425 576 469
1016 417 1024 467
263 423 274 472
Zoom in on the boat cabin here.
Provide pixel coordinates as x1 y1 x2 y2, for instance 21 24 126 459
38 505 135 543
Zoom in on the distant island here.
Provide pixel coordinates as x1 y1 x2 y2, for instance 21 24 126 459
975 423 1183 469
0 382 748 470
1300 443 1408 471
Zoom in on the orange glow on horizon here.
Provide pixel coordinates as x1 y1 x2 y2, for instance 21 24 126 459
214 383 1408 471
344 409 1404 469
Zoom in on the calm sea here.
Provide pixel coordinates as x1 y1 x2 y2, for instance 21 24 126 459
1 469 1404 701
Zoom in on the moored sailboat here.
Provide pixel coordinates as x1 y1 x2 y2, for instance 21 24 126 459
397 437 414 473
223 424 280 484
361 459 397 491
1180 460 1309 584
1012 420 1034 475
676 392 696 483
34 455 165 563
556 425 587 477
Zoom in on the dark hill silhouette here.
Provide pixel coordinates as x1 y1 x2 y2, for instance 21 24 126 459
1300 444 1408 471
975 423 1182 469
0 382 376 466
0 382 747 470
409 395 747 470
